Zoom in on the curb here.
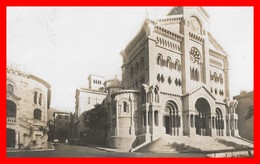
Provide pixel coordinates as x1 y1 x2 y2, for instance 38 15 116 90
7 144 55 153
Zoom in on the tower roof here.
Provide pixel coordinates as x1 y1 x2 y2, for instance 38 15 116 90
107 76 123 89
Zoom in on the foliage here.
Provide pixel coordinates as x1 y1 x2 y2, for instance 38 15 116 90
82 104 108 145
245 106 253 121
84 104 108 130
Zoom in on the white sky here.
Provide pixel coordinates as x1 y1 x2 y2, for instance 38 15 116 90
7 7 253 112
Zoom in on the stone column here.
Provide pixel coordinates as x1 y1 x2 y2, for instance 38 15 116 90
151 110 154 132
23 133 29 147
35 134 42 148
145 108 149 133
15 132 19 149
130 93 135 135
115 101 119 135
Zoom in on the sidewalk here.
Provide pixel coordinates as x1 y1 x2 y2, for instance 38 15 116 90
7 143 55 153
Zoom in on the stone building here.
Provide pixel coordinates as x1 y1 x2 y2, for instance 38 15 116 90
104 7 240 149
7 66 51 149
234 91 254 141
74 74 107 142
53 111 72 142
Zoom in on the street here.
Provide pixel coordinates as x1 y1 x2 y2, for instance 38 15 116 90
7 143 207 158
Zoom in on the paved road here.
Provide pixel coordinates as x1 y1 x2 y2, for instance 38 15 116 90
7 143 207 158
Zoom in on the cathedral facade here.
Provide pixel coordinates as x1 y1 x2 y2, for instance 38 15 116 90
105 7 239 149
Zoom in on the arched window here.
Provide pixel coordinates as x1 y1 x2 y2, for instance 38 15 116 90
157 73 161 82
175 59 181 71
154 87 159 103
7 84 14 93
168 76 172 84
213 72 218 82
195 68 199 81
216 108 224 136
219 74 223 84
34 109 42 120
123 102 128 113
166 57 171 68
39 93 42 106
157 54 163 66
160 74 165 83
191 67 195 80
189 17 202 34
34 92 38 104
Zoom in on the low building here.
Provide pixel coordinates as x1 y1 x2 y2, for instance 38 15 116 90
234 91 254 141
53 111 72 143
7 66 51 149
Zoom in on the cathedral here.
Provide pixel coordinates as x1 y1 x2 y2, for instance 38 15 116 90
103 7 240 149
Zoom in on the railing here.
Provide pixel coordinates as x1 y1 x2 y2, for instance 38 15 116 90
7 117 31 129
7 117 16 123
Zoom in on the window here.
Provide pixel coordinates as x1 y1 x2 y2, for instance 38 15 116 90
39 93 42 106
219 74 223 84
34 92 38 104
34 109 42 120
123 102 128 113
168 76 172 84
175 60 181 71
154 111 159 126
157 73 161 82
166 57 171 68
157 54 163 66
7 84 14 93
160 74 165 83
154 88 159 103
190 47 201 64
88 97 91 104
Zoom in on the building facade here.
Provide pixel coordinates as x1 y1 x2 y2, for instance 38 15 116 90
53 112 72 142
74 74 107 142
104 7 240 149
7 66 51 149
234 91 254 141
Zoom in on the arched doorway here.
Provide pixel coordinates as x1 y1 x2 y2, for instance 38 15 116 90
7 128 15 148
164 101 180 136
216 108 224 136
7 100 17 118
195 98 211 136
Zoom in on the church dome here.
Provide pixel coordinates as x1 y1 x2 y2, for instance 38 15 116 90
107 78 123 89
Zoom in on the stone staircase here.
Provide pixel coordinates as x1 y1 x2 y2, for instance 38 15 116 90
136 135 253 153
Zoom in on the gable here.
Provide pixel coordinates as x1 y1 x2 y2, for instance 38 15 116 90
208 32 227 55
183 85 216 100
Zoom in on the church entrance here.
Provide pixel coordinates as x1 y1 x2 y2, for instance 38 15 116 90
195 98 211 136
164 116 171 134
164 101 180 136
7 128 15 148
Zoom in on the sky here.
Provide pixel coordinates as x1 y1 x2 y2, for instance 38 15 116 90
7 7 253 112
